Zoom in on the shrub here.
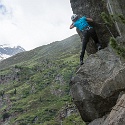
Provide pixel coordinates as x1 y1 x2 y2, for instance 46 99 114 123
110 37 125 58
2 112 10 121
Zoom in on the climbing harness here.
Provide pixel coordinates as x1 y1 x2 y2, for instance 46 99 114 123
81 26 92 32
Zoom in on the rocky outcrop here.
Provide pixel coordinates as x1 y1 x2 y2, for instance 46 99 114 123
69 0 125 124
70 47 125 123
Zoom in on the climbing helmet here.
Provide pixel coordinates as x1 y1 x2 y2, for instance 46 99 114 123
71 14 78 21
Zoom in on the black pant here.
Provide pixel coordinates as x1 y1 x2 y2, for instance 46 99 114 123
80 28 100 62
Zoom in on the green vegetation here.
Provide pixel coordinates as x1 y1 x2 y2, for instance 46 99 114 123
118 14 125 24
110 37 125 58
101 11 125 27
0 35 85 125
2 112 10 121
101 12 113 26
110 14 125 24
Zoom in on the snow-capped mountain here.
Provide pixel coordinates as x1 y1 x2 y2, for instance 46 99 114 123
0 44 25 61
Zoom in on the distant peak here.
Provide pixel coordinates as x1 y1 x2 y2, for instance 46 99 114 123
0 44 25 61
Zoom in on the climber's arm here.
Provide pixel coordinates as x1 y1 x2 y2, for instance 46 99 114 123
70 23 75 29
86 18 93 22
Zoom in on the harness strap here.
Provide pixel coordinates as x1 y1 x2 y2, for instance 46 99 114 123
81 26 92 32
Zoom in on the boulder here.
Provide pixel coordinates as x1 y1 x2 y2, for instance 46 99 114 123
70 47 125 122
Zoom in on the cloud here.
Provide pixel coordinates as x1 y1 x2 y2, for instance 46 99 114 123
0 0 76 50
0 4 6 15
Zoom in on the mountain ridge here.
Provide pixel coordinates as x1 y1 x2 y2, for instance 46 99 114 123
0 45 25 61
0 34 79 70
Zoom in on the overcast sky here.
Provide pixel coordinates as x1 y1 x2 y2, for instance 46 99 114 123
0 0 76 50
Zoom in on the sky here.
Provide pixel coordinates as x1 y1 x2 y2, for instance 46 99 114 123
0 0 76 50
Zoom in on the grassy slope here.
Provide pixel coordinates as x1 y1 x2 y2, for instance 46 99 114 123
0 34 80 70
0 34 86 125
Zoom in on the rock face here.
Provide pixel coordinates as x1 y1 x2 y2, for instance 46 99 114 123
102 94 125 125
69 0 125 124
70 0 118 54
107 0 125 37
89 93 125 125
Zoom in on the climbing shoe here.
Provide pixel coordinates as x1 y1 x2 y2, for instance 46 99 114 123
80 61 84 65
97 43 102 51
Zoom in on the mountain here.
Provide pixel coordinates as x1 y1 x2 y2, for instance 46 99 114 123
0 34 85 125
0 35 81 70
0 44 25 61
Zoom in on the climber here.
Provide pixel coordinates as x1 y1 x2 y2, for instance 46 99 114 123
70 14 102 65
